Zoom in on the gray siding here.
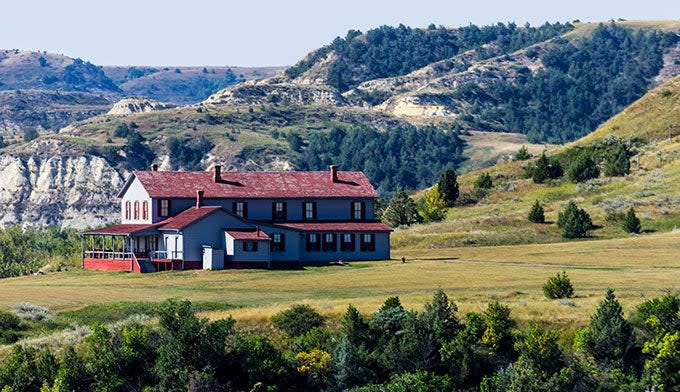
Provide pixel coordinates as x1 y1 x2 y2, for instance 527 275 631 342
177 210 253 261
259 226 303 262
224 234 271 263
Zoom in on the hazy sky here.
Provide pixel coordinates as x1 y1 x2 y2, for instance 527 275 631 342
1 0 678 67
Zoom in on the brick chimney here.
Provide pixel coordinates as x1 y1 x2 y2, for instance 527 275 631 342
196 189 204 208
151 164 158 172
256 226 261 237
213 165 222 183
329 165 338 182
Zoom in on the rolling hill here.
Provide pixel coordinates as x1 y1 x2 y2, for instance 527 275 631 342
392 74 680 250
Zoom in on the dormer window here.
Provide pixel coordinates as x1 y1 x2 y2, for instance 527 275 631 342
303 202 316 220
159 199 170 217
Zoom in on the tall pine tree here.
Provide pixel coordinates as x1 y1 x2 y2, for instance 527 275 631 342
438 168 460 206
583 289 634 369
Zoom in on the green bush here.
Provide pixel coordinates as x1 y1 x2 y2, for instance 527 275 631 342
528 153 563 183
557 201 593 238
474 173 493 190
514 145 531 160
542 271 575 299
271 304 324 337
567 154 600 183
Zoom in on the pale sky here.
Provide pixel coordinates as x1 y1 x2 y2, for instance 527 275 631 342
1 0 678 67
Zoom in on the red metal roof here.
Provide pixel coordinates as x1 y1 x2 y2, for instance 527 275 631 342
226 229 271 241
133 170 378 199
273 222 393 232
84 223 161 235
157 206 223 230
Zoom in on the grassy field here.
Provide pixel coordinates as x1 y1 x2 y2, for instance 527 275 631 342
2 232 679 338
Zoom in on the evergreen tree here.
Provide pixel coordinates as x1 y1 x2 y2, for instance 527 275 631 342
531 153 563 183
341 304 370 347
567 154 600 183
527 200 545 223
437 168 459 206
514 145 531 160
420 186 447 223
420 289 460 345
514 323 564 376
53 347 92 392
474 173 493 191
557 201 593 238
382 188 421 227
583 289 634 369
605 145 630 177
622 207 641 234
481 302 515 362
334 336 372 390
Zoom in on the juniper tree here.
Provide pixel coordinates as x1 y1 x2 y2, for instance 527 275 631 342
437 168 460 206
622 207 641 234
557 201 593 238
567 154 600 183
382 188 421 227
583 289 634 369
605 144 630 177
515 145 531 160
528 200 545 223
474 173 493 191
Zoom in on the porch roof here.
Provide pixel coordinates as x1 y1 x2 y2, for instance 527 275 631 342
83 223 161 236
226 229 271 241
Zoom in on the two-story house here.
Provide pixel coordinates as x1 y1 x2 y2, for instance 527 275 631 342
82 165 392 272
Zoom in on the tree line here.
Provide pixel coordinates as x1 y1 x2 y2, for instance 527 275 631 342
286 22 573 92
3 288 680 391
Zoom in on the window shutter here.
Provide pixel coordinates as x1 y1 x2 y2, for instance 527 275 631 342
361 202 366 220
272 202 276 220
232 202 237 214
243 202 248 219
280 233 286 251
283 202 287 220
312 202 317 220
350 202 354 220
350 233 355 251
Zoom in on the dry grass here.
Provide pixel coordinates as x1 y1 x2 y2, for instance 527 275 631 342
1 232 679 331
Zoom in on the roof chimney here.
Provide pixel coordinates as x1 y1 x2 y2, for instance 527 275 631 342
151 164 158 172
330 165 338 182
256 226 261 237
213 165 222 183
196 189 204 208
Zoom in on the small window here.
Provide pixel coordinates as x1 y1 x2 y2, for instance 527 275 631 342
322 233 337 252
125 201 131 220
243 241 259 252
271 233 286 252
133 201 140 220
360 233 375 252
306 233 320 252
341 233 355 252
352 202 364 220
159 199 170 217
142 201 149 220
233 202 248 219
273 202 287 221
304 202 316 220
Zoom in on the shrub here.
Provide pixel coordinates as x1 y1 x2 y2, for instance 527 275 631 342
514 145 531 160
557 201 593 238
271 304 324 337
0 309 21 330
23 128 39 142
14 302 53 322
474 172 493 190
527 200 545 223
542 271 574 299
567 154 600 183
604 145 630 177
622 207 641 234
529 153 563 183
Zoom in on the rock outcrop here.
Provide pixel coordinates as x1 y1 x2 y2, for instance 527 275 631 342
107 97 177 115
203 80 351 107
0 139 122 229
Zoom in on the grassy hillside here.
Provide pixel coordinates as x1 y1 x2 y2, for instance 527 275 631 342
393 74 680 249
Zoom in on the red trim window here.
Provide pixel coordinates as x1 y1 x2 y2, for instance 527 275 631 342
142 201 149 220
133 201 140 220
125 201 131 220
